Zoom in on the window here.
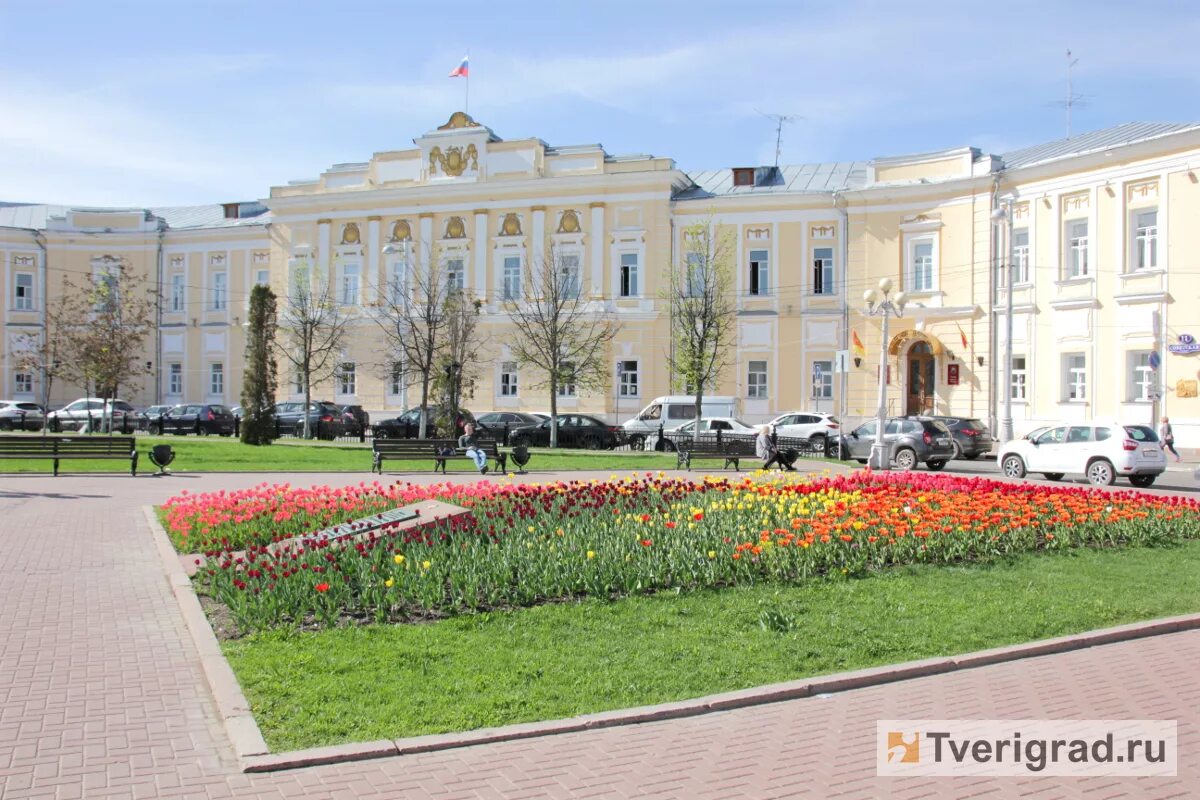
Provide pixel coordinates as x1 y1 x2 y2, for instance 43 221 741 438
168 363 182 396
557 361 577 397
618 252 640 297
1063 353 1086 401
1012 228 1030 284
390 261 407 305
1011 355 1027 401
732 168 754 186
340 264 360 306
748 249 769 296
446 258 464 293
389 362 403 395
255 269 270 287
812 360 832 399
685 252 706 297
211 272 227 311
559 254 581 299
909 240 934 291
619 359 639 397
500 362 518 397
1065 220 1089 278
338 362 356 395
210 362 224 395
502 256 521 300
94 269 119 312
1128 351 1154 402
14 272 34 310
15 372 33 394
170 274 185 312
292 372 304 395
1133 209 1158 271
747 360 768 399
812 248 834 295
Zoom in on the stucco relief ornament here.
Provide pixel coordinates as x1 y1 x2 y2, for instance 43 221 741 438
429 144 479 177
501 213 523 236
390 220 412 242
341 223 361 245
557 210 581 234
444 216 467 239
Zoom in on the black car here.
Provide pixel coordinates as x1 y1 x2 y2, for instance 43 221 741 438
838 416 956 470
274 401 346 439
508 414 624 450
137 404 174 431
373 407 476 439
475 411 545 441
340 405 370 436
147 404 236 436
932 416 994 460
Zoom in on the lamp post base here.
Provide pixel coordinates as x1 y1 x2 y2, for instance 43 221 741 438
868 444 890 470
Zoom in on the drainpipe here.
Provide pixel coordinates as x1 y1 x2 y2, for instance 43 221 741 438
33 230 49 416
154 224 165 406
987 173 1001 436
832 190 850 429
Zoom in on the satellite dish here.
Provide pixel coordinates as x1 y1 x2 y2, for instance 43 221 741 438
149 444 176 476
511 444 531 474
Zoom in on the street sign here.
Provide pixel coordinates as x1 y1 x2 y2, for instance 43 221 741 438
834 349 850 374
1149 351 1162 370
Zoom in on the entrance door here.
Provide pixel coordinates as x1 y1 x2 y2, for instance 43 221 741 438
906 342 936 415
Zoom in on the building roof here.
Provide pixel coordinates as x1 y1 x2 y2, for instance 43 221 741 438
677 161 869 199
999 122 1200 170
0 202 270 231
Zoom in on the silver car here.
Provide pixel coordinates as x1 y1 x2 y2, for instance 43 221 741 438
0 400 44 431
840 416 956 470
47 398 136 432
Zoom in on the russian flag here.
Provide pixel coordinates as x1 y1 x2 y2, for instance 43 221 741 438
449 55 469 78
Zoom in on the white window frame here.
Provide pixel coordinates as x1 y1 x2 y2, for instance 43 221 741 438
619 252 639 298
812 247 834 295
255 269 270 287
14 271 34 311
1010 355 1027 401
557 361 578 398
1127 351 1154 402
907 237 935 292
168 363 183 396
14 371 33 395
1012 228 1030 284
559 252 581 299
618 359 639 398
685 252 706 297
1065 219 1089 279
811 360 832 400
170 273 185 313
502 255 521 300
389 259 408 306
1132 208 1158 272
747 360 768 399
500 362 519 397
337 362 356 396
389 362 404 396
210 362 225 396
1062 353 1087 402
748 249 769 296
445 257 465 293
340 262 361 306
211 271 227 311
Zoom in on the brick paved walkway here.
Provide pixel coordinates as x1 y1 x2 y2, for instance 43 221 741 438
0 470 1196 799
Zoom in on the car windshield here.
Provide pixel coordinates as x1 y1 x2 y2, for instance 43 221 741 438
1124 425 1159 443
209 405 231 415
965 419 986 429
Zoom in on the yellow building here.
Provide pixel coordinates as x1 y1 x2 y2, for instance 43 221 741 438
3 115 1199 445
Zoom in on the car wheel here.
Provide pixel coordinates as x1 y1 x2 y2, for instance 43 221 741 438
1043 473 1064 481
926 460 947 471
0 419 11 432
627 434 645 450
581 435 603 451
1001 454 1027 478
663 439 678 453
1129 475 1156 488
148 423 161 436
950 440 963 460
893 448 917 471
1087 459 1115 486
196 424 209 436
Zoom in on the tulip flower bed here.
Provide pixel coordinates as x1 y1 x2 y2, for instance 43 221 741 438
162 472 1200 636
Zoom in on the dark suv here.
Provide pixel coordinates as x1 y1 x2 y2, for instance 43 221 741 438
148 404 236 436
273 401 346 439
933 416 994 460
839 416 956 470
373 407 475 439
340 405 370 436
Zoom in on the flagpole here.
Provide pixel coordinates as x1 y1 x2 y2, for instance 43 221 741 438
464 51 470 114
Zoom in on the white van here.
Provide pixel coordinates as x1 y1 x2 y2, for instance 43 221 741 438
622 395 739 447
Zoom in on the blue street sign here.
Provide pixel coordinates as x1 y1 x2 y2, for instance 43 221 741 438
1149 351 1161 370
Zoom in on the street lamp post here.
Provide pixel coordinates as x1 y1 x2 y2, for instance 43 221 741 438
863 278 907 470
994 201 1015 444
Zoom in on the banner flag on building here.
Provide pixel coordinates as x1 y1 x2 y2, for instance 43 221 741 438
852 330 866 359
956 323 969 351
448 55 469 77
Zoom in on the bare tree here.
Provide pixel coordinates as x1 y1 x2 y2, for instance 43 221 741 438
277 257 350 439
432 289 484 437
506 248 620 447
664 219 737 442
368 245 449 438
10 277 81 433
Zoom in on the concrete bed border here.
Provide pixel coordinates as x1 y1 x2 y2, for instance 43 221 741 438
144 504 1200 774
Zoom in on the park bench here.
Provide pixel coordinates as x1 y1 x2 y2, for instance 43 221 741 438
0 434 138 476
372 438 508 474
675 435 754 471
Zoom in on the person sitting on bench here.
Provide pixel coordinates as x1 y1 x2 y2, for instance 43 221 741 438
756 425 795 471
458 423 489 474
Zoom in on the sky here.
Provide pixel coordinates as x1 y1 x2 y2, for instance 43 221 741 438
1 0 1198 208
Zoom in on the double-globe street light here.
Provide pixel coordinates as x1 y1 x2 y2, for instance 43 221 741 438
863 278 908 470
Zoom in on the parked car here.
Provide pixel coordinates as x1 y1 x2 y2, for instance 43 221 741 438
47 398 136 432
147 404 236 436
654 417 759 452
933 416 994 460
767 411 840 445
509 414 625 450
373 407 476 439
273 401 346 439
475 411 544 441
137 404 174 431
622 395 740 449
839 416 955 470
340 405 370 436
997 422 1166 487
0 400 44 431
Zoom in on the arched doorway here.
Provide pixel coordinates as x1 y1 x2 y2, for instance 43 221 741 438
906 342 936 415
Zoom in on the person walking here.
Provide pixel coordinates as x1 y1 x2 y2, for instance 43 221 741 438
756 425 795 471
1159 416 1182 462
458 423 489 474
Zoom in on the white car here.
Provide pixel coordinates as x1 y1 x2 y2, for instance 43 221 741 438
649 417 758 452
997 422 1166 487
768 411 841 444
47 398 136 432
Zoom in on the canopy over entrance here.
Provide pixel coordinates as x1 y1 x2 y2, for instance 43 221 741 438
887 329 946 357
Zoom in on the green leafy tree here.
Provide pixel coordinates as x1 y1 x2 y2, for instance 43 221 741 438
240 284 279 445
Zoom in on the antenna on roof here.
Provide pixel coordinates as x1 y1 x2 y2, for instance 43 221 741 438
1049 49 1089 138
756 110 800 167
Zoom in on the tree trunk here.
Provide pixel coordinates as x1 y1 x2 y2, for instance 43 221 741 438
418 377 430 439
302 375 312 439
549 377 558 448
693 389 704 443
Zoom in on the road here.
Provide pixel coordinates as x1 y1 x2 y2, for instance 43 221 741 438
932 453 1200 497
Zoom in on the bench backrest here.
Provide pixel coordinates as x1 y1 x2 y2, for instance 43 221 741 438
0 435 135 455
374 437 500 453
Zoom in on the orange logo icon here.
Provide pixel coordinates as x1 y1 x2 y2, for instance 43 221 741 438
887 731 920 763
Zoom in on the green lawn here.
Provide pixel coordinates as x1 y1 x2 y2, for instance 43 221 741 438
0 434 699 473
223 540 1200 751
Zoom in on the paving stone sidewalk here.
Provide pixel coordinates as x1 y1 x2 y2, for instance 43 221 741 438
0 470 1195 799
